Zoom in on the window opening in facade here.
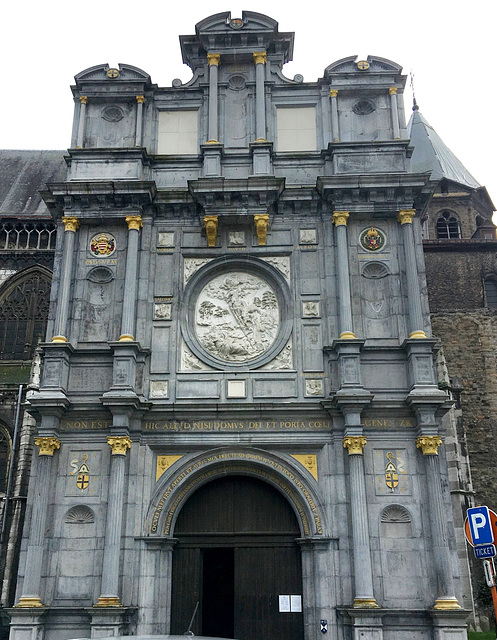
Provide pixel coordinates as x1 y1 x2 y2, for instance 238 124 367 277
484 278 497 308
436 211 461 239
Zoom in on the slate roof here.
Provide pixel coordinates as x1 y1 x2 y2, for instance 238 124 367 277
407 108 480 189
0 150 66 218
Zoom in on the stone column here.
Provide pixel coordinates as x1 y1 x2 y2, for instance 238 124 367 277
119 215 142 342
95 436 132 607
207 53 220 144
329 89 340 142
52 216 79 343
135 95 145 147
253 51 267 142
389 87 401 139
343 436 378 608
76 96 87 148
398 210 426 339
15 437 61 607
416 436 461 610
332 211 356 339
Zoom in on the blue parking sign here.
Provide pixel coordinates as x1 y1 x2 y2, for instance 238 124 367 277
467 506 494 545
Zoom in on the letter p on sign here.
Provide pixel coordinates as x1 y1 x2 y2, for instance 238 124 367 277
466 506 495 546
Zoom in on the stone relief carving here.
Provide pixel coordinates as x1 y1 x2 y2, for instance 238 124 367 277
259 339 293 370
300 229 317 244
195 272 279 362
184 258 214 286
228 231 245 246
302 301 320 317
261 256 290 281
180 342 213 371
150 381 168 398
305 379 324 396
154 303 172 320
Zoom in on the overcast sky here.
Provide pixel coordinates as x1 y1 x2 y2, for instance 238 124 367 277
2 0 495 206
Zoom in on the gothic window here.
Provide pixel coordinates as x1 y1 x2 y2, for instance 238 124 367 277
436 211 461 239
484 278 497 308
0 267 52 361
0 426 12 493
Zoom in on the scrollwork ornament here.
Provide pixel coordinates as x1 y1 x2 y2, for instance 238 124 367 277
343 436 367 455
416 435 442 455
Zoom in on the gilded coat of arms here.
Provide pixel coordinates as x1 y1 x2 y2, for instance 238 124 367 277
90 233 116 257
360 227 385 252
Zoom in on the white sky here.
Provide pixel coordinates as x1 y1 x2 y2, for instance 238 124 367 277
2 0 496 206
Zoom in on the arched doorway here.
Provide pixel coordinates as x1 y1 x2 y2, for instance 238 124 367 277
170 475 304 640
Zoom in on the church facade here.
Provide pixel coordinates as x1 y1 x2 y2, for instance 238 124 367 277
8 12 471 640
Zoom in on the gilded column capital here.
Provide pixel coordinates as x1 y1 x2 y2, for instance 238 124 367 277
136 95 145 104
329 89 338 98
253 51 267 65
125 215 143 231
62 216 80 232
343 436 367 455
397 209 415 225
254 214 269 246
79 96 88 104
35 437 61 456
204 215 218 247
107 436 132 456
389 87 398 96
416 435 443 455
207 53 221 66
332 211 349 227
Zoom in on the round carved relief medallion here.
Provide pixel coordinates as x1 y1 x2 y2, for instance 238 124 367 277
195 272 279 362
181 256 292 370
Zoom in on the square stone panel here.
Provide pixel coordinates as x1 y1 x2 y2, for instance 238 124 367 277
227 380 246 398
157 231 175 247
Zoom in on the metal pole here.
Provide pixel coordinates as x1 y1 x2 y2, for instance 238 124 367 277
0 384 23 544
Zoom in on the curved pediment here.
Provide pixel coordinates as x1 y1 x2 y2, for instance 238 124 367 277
74 63 151 84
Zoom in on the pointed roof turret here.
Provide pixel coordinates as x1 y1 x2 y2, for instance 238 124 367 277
408 107 480 189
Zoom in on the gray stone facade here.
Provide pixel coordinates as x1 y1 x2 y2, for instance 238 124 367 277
8 12 470 640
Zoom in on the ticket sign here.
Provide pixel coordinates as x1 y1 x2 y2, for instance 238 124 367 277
465 507 497 547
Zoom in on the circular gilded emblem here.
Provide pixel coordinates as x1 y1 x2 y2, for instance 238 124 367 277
90 233 116 257
360 227 386 252
195 272 279 363
229 18 244 29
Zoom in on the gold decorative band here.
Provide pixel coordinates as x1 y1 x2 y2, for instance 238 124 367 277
353 597 379 608
51 335 68 343
389 87 398 95
94 596 123 607
118 334 134 342
35 437 61 457
433 598 461 610
107 436 132 456
329 89 338 98
409 330 427 339
397 209 415 225
332 211 349 227
207 53 221 66
125 215 143 231
79 96 88 104
253 51 267 65
15 597 44 608
62 216 80 232
416 435 442 455
343 436 367 455
136 95 145 104
339 331 356 339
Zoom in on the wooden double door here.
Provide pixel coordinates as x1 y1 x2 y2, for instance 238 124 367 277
171 475 304 640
